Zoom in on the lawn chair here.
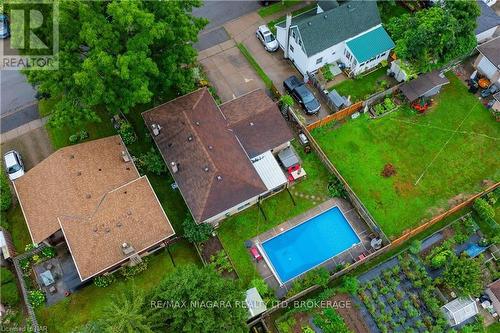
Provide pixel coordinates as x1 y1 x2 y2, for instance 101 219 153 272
250 246 263 262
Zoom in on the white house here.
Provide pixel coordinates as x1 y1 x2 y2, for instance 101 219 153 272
276 0 395 78
474 36 500 88
476 0 500 44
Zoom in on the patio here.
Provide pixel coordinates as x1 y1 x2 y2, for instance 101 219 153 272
33 244 84 305
249 199 376 298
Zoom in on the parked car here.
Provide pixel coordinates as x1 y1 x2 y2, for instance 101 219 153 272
255 25 278 52
283 76 321 114
3 150 25 181
0 14 10 39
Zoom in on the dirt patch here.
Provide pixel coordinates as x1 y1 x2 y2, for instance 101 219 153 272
447 193 470 207
394 180 414 197
199 236 238 279
381 163 396 177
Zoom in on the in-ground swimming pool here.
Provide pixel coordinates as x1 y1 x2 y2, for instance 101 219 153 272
261 206 360 284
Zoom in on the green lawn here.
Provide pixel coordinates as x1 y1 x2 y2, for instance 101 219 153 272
329 67 390 102
377 2 410 24
486 322 500 333
36 240 200 333
5 206 31 253
312 72 500 238
258 0 301 18
218 141 331 285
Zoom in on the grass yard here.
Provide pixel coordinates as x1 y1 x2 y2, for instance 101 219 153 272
312 72 500 238
36 240 200 333
218 141 331 285
329 67 391 102
4 205 31 253
258 0 301 18
377 2 410 24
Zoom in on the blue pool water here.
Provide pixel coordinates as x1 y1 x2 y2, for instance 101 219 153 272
261 207 360 283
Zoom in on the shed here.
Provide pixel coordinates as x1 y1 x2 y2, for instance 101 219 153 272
441 297 479 327
328 89 347 108
245 287 267 319
399 70 450 103
277 146 300 169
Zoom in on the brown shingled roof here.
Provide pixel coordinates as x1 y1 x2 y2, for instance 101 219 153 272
143 88 279 222
14 136 175 280
59 177 174 281
399 70 450 103
489 279 500 300
14 136 140 243
220 90 294 158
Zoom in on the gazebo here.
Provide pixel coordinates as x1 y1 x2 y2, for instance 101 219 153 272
441 297 479 327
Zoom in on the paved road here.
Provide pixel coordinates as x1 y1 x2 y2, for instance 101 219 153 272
193 0 261 51
1 39 39 134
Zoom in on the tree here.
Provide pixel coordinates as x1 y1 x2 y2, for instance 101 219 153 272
100 288 152 333
24 0 207 127
146 265 247 333
409 239 422 255
473 198 495 222
137 148 166 176
341 275 359 295
442 254 482 297
386 2 479 72
182 214 213 244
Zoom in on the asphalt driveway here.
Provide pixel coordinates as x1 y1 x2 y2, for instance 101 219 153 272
1 127 53 171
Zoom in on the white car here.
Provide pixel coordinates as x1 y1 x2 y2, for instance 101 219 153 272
256 25 278 52
3 150 25 181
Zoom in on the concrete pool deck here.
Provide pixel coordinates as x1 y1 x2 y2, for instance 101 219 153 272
250 198 375 298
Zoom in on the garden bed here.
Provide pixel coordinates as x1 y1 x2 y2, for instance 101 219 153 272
199 236 238 280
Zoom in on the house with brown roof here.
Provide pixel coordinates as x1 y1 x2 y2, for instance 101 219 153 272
474 36 500 89
14 136 175 281
486 279 500 316
143 88 294 225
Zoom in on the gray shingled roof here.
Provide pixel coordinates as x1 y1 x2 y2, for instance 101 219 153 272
278 1 382 56
477 36 500 68
476 0 500 34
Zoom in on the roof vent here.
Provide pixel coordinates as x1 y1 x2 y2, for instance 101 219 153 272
195 121 200 126
171 162 178 173
127 210 132 216
69 154 75 159
117 222 122 227
121 242 135 255
249 122 254 126
151 124 162 136
308 22 312 26
188 135 193 142
98 168 102 171
93 226 98 232
208 145 213 150
204 166 209 172
105 227 110 233
86 193 91 199
122 151 130 162
124 190 127 194
216 175 222 181
324 15 327 19
77 171 82 176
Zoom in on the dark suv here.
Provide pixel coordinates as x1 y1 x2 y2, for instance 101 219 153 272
283 76 321 115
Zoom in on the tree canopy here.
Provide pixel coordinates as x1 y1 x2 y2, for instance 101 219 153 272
386 1 479 72
146 264 248 332
24 0 207 127
442 254 483 297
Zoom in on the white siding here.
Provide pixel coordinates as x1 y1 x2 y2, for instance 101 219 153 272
476 27 498 44
276 26 288 51
205 195 261 226
477 55 498 80
304 41 345 74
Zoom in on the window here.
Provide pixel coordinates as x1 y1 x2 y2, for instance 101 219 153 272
360 62 365 66
292 30 296 39
332 51 336 56
290 45 294 52
353 59 357 66
316 57 323 65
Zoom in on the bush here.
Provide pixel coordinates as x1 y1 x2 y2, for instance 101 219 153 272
279 94 294 109
289 267 329 296
322 65 334 81
120 258 148 279
383 97 396 110
250 278 275 304
373 103 385 115
473 198 495 222
19 258 30 272
78 129 89 141
117 120 136 145
93 274 115 288
409 240 422 255
24 243 38 252
69 134 79 144
137 148 166 176
28 289 45 307
341 275 359 294
183 214 213 244
1 267 15 284
41 247 56 259
0 171 12 211
381 163 396 177
1 282 20 306
327 175 348 199
209 251 233 274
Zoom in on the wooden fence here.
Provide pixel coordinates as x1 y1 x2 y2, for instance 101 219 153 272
305 101 363 131
390 182 500 247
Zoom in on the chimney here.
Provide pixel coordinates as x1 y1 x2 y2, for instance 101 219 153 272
171 162 178 173
122 151 130 162
284 13 292 59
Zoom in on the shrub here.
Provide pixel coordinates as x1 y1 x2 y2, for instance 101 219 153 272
409 240 422 255
1 267 15 284
381 163 396 177
69 134 79 144
41 247 56 259
313 308 350 333
442 254 483 296
327 175 348 199
322 65 334 81
19 258 30 272
289 267 329 296
302 327 314 333
0 171 12 211
117 120 136 145
94 274 115 288
373 103 385 115
1 282 20 306
341 275 359 294
137 148 166 176
182 214 213 244
28 289 45 307
485 191 498 206
120 258 148 279
383 97 396 110
209 251 233 274
250 278 275 304
473 198 495 221
279 94 294 109
24 243 38 252
430 249 453 268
